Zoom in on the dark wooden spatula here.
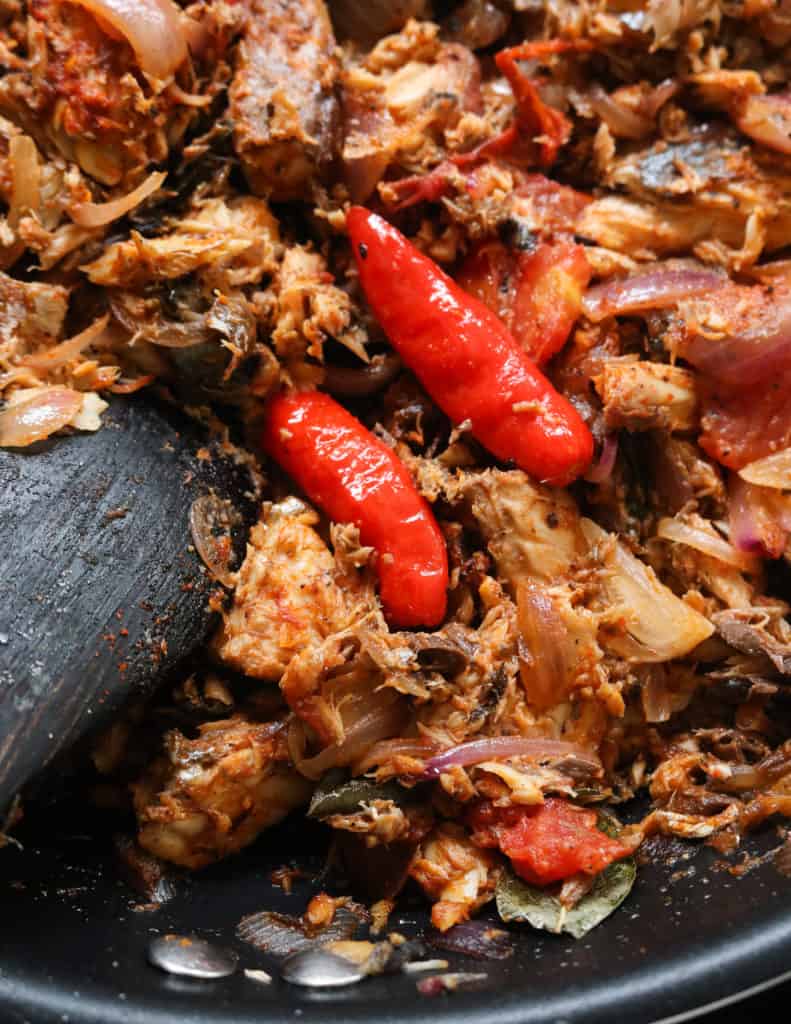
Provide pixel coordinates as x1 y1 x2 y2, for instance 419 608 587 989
0 396 257 812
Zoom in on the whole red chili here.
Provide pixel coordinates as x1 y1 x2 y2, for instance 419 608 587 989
261 390 448 629
347 207 593 487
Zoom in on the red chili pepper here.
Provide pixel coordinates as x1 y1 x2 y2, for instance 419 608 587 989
347 207 593 486
468 798 631 886
261 390 448 629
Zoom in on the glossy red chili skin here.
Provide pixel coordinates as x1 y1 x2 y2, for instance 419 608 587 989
347 207 593 487
261 390 448 629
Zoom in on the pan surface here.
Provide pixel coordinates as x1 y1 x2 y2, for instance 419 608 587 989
1 804 790 1024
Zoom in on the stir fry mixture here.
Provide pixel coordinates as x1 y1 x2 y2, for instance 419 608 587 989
6 0 791 938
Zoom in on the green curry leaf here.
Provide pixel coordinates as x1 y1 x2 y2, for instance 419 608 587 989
308 772 420 818
495 858 636 939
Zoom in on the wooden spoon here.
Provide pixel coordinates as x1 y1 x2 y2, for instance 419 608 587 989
0 396 257 811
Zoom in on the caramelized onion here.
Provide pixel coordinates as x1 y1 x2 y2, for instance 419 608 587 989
739 448 791 489
0 387 83 448
583 267 726 322
640 665 697 724
421 736 601 779
330 0 430 43
22 315 109 370
73 0 188 80
581 518 714 661
517 580 575 712
323 354 401 398
70 171 166 228
657 515 758 572
296 699 409 781
8 135 40 228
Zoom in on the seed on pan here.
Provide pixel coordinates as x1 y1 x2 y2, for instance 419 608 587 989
279 947 366 988
148 934 239 979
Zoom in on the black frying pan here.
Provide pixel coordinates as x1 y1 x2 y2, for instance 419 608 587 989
0 798 790 1024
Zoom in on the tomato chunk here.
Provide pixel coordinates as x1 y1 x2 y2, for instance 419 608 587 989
699 378 791 471
457 239 590 366
468 798 630 886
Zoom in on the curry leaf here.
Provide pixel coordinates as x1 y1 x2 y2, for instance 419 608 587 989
496 858 636 939
308 772 420 818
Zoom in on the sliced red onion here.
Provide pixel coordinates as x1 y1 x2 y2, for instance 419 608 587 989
589 86 653 140
421 737 601 779
426 921 514 961
584 433 618 484
74 0 188 80
582 268 726 322
0 387 83 448
728 474 787 559
657 515 758 572
683 287 791 388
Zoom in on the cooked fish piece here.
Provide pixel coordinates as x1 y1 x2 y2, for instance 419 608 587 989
269 244 369 372
584 128 791 267
409 822 501 931
81 196 281 289
0 0 239 187
0 272 68 361
132 714 312 869
229 0 340 200
596 361 698 433
341 21 484 201
459 470 587 587
213 498 369 682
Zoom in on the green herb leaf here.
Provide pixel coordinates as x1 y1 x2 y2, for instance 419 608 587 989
308 773 419 818
596 808 623 839
496 858 636 939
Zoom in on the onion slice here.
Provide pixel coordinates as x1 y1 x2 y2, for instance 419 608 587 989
70 171 166 228
296 700 410 781
583 267 726 322
734 92 791 155
585 433 618 484
421 736 602 779
682 287 791 388
729 475 790 559
22 315 110 370
589 86 653 139
72 0 188 81
0 387 84 448
581 518 715 662
8 135 40 228
657 515 758 572
738 447 791 490
189 494 237 587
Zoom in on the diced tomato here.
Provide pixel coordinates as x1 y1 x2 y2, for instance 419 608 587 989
457 239 590 366
467 798 631 887
514 174 592 235
699 378 791 471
